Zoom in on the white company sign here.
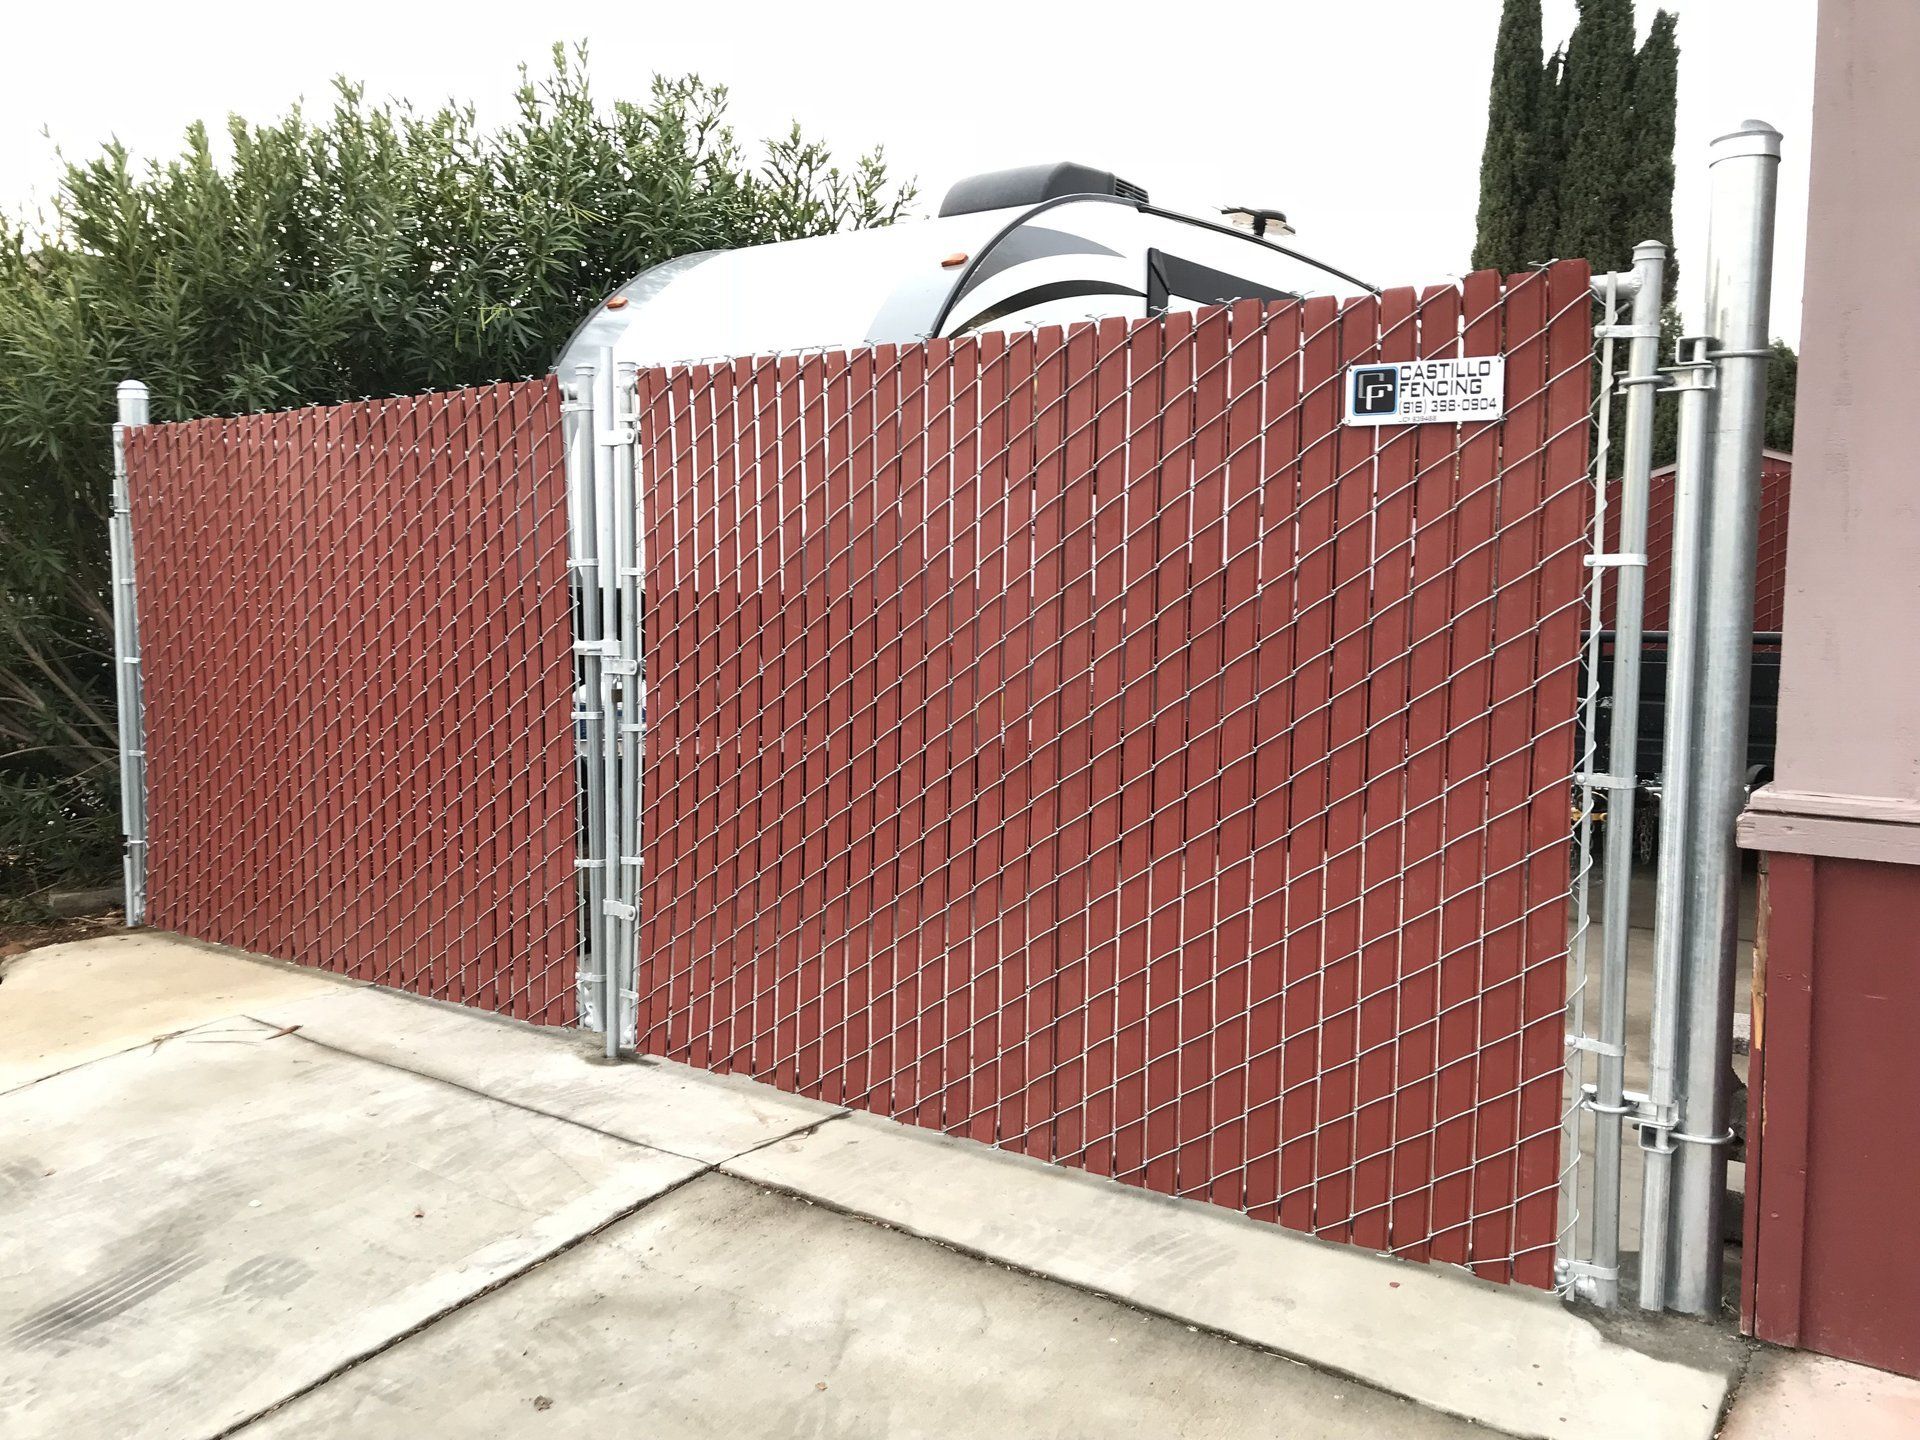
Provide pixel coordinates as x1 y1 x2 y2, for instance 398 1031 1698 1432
1342 356 1506 426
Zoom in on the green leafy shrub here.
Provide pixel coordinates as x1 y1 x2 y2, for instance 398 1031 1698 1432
0 44 913 901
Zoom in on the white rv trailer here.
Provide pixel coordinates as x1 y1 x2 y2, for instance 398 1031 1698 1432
559 164 1376 1035
554 161 1375 374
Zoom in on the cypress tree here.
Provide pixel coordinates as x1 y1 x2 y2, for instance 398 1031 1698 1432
1556 0 1639 274
1624 11 1680 299
1519 47 1567 265
1472 0 1546 274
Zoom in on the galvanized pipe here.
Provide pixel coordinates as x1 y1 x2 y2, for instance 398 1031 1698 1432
1669 119 1781 1315
1637 333 1715 1310
562 372 609 1035
1557 273 1621 1287
110 380 150 925
612 359 642 1054
1583 242 1667 1307
591 349 627 1060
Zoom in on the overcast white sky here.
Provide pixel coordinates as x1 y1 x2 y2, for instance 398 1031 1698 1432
0 0 1815 342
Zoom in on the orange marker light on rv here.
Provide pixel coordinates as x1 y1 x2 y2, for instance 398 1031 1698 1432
605 296 629 310
940 253 968 268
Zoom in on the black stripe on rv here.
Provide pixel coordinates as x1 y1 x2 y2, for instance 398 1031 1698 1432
949 225 1124 305
948 279 1147 336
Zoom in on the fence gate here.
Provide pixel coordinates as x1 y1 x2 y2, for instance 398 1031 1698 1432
112 129 1778 1304
117 381 580 1023
617 264 1593 1285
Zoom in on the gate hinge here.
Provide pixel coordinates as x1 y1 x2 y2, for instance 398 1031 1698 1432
1558 1258 1620 1305
603 899 636 920
574 639 621 658
1581 1084 1685 1153
596 427 636 447
603 658 638 677
1594 322 1662 341
1566 1034 1625 1058
1575 771 1636 792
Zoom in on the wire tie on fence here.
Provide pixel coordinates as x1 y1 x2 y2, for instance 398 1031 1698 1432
1583 553 1647 569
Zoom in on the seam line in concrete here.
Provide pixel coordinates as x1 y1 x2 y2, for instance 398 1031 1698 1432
713 1159 1537 1440
0 1017 270 1101
211 1166 718 1439
259 1024 713 1162
253 1020 852 1168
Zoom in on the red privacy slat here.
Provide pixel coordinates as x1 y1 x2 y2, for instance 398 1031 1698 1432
633 266 1593 1285
127 379 578 1023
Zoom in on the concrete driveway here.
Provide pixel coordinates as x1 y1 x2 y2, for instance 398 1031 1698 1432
0 932 1771 1439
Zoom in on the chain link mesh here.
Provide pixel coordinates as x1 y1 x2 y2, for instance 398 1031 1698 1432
633 264 1594 1285
126 379 578 1023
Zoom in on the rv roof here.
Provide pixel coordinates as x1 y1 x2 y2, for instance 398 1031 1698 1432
553 197 1373 377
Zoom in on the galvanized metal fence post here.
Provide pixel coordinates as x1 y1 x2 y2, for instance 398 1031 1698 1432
1567 242 1666 1306
1560 272 1621 1291
110 380 150 924
1637 330 1715 1309
563 371 610 1034
588 348 637 1059
1667 119 1781 1315
612 358 642 1052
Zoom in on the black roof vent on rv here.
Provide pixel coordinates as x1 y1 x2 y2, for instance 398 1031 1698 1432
938 162 1149 218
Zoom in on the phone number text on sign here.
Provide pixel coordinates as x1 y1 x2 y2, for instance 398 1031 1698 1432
1343 356 1506 426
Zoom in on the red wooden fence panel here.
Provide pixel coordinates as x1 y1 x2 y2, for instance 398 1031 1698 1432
127 379 577 1023
635 266 1593 1283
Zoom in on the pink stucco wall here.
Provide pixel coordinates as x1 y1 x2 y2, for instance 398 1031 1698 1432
1742 0 1920 860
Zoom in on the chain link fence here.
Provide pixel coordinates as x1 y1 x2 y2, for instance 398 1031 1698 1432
123 380 579 1022
630 264 1594 1285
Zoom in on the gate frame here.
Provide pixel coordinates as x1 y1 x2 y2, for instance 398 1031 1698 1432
562 348 643 1054
109 380 150 926
1557 120 1784 1313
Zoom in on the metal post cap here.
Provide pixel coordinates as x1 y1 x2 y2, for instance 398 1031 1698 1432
1709 119 1783 164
